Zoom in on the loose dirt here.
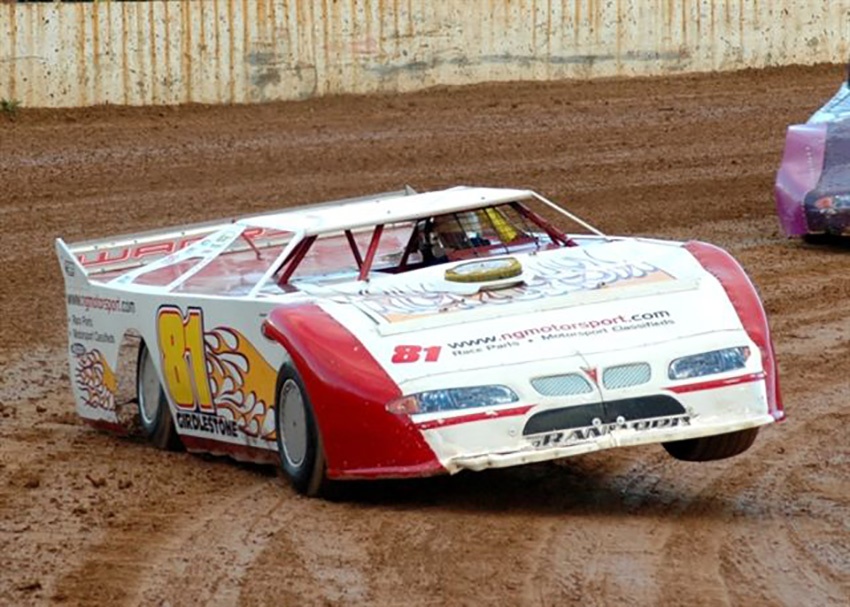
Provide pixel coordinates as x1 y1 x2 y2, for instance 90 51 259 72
1 64 848 606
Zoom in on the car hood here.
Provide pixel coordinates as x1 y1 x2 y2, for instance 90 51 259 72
309 238 746 384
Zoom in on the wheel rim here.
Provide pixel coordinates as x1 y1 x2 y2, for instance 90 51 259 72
278 379 308 468
138 349 162 428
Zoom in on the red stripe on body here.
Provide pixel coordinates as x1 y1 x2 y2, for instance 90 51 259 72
684 241 784 420
181 436 278 465
263 304 443 480
665 372 766 394
415 405 533 430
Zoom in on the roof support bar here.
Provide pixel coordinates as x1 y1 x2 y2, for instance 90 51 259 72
510 202 574 247
399 223 422 269
277 235 317 286
359 225 384 281
344 229 364 269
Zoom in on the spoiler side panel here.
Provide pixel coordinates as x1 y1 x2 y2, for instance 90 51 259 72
56 238 140 429
775 124 828 237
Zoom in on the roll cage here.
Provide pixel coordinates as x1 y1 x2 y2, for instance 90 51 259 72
75 188 604 298
273 200 578 288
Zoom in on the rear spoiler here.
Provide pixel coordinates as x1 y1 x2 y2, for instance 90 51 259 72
58 187 417 277
55 238 90 288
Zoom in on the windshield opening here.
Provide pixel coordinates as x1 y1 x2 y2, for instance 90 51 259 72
271 200 580 289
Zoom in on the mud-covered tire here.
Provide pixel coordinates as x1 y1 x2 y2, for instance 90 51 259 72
136 341 182 451
663 427 759 462
275 365 331 497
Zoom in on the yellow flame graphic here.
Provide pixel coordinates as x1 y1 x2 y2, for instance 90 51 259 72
204 328 277 440
75 349 117 411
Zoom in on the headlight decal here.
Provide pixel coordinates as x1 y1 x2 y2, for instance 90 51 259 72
668 346 750 380
387 385 520 416
386 385 534 429
418 385 519 413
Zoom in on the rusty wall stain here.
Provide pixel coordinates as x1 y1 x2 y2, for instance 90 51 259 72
120 2 128 105
0 0 847 108
7 3 17 102
212 0 222 103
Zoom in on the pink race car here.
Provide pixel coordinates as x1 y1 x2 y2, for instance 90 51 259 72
776 65 850 237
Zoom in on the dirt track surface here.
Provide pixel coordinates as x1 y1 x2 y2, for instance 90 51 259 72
1 65 849 606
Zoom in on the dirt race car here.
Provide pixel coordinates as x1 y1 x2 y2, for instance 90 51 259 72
57 186 784 496
776 66 850 237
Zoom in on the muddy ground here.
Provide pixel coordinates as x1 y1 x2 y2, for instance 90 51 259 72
0 64 848 606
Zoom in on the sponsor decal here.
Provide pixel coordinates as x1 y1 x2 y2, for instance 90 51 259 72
68 312 117 344
74 347 117 411
498 310 674 342
63 260 76 277
528 413 692 449
78 238 200 268
67 293 136 314
444 310 674 358
356 250 675 323
176 412 239 438
70 314 94 328
157 306 277 440
77 227 285 268
68 314 117 345
70 329 116 345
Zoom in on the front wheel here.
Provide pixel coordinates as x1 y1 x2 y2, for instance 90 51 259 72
136 341 182 451
663 427 758 462
275 365 331 497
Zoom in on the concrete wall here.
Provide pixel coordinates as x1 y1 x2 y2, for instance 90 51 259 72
1 0 848 108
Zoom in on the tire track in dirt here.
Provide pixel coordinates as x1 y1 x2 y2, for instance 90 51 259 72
52 453 288 605
654 358 850 606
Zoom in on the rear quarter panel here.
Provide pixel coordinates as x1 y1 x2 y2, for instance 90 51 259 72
58 239 289 453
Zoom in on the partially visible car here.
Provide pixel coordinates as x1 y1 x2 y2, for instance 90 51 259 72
776 65 850 237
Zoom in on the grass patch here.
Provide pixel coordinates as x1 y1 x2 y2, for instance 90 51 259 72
1 98 21 120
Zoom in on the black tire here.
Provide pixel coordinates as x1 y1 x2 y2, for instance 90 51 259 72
663 427 758 462
275 365 331 497
802 233 830 246
136 341 182 451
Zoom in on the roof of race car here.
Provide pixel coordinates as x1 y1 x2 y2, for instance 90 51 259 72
809 82 850 124
239 186 535 235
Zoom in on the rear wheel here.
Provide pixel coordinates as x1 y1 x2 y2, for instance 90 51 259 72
136 341 182 451
275 365 330 497
663 427 758 462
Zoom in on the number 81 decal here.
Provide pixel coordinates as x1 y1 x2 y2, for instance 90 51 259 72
391 344 442 364
157 305 213 411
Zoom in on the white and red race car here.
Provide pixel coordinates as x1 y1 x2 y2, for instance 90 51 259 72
56 186 784 496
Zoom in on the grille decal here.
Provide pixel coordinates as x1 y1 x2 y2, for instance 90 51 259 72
522 395 686 436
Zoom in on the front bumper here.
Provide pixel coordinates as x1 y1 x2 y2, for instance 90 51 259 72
804 196 850 235
415 364 775 474
441 411 774 473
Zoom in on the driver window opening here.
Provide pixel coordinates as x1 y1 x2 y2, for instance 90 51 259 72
415 203 570 265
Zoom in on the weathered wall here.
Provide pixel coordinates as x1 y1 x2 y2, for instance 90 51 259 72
1 0 848 108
